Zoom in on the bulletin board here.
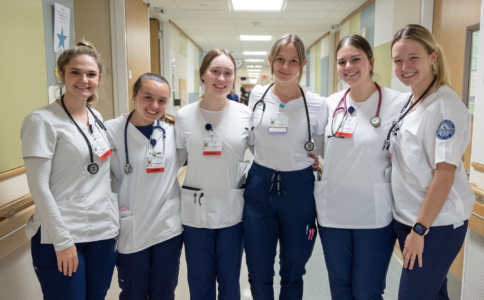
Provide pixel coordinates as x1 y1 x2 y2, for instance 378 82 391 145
0 0 48 174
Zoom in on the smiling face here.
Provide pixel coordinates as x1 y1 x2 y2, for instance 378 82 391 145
269 43 306 84
337 45 374 88
392 38 437 88
132 79 169 126
201 54 235 98
59 54 101 101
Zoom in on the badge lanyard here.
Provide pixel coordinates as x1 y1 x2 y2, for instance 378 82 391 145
61 96 114 175
124 110 166 174
246 82 314 152
382 76 437 151
328 82 382 139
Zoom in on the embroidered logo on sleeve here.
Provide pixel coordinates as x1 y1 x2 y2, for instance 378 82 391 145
436 120 455 140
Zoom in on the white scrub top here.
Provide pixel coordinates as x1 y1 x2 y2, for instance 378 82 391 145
175 100 252 229
21 103 119 246
316 87 408 228
248 84 327 171
390 85 474 227
105 115 182 254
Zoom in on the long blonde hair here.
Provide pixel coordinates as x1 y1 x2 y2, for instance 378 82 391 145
391 24 451 88
57 40 103 107
269 34 306 83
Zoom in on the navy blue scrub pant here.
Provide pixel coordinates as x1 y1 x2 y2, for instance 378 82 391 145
116 233 183 300
243 163 317 300
31 228 117 300
319 222 396 300
183 223 244 300
393 219 468 300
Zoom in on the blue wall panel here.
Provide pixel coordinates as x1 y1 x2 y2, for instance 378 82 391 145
188 92 199 104
320 56 329 97
360 1 375 50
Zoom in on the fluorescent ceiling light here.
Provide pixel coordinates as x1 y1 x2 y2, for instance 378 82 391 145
246 65 254 68
249 78 258 84
240 35 272 41
245 59 264 62
247 71 261 74
254 65 263 68
244 51 267 55
232 0 283 11
247 70 261 73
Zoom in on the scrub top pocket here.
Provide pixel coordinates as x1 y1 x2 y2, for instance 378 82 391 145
55 196 89 241
160 197 182 232
373 183 393 227
401 151 433 190
118 216 135 252
230 189 245 224
181 188 204 227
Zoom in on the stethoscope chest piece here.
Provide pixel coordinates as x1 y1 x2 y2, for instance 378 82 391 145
305 141 315 151
370 116 381 127
124 164 133 174
150 139 157 147
88 163 99 174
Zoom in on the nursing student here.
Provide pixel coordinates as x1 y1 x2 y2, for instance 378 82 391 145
175 49 252 300
244 34 327 300
388 24 474 300
20 42 119 299
104 73 183 299
315 35 408 299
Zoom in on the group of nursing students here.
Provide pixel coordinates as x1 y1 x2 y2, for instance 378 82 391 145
20 23 474 300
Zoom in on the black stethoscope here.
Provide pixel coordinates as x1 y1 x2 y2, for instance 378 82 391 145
328 82 382 138
382 76 436 150
60 95 115 175
124 110 166 174
246 82 315 152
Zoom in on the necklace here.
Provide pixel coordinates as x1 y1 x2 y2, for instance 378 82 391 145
272 84 300 98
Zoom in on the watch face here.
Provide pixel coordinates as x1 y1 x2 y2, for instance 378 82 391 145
414 224 425 234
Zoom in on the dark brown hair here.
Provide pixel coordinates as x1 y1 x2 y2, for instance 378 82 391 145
132 73 175 125
199 49 236 98
57 40 103 107
336 35 374 77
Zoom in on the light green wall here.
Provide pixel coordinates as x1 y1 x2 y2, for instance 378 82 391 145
349 12 361 35
374 41 392 88
0 0 48 172
194 69 199 93
315 41 321 94
180 34 187 57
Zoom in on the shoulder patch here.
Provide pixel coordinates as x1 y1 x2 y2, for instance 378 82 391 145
436 120 455 140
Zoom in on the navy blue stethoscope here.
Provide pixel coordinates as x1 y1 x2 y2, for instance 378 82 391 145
246 82 315 152
124 110 166 174
328 82 382 138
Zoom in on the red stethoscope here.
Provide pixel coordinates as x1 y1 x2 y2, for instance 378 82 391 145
328 82 382 138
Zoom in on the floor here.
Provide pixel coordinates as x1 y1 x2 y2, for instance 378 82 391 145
106 242 404 300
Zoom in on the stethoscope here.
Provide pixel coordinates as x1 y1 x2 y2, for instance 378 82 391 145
124 110 166 174
328 82 382 138
246 82 315 152
382 76 436 151
60 95 116 175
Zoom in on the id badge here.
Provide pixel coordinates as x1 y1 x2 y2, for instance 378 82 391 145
335 121 357 138
90 131 112 161
269 116 288 134
203 138 222 156
146 154 164 173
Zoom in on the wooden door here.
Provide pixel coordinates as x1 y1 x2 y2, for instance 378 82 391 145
149 19 160 75
126 0 150 111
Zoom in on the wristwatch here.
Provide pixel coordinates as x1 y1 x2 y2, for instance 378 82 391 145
412 222 429 236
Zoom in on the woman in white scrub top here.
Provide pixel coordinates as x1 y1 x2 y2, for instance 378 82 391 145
243 34 327 300
175 49 252 300
105 73 183 300
388 24 474 300
20 42 119 299
315 34 408 300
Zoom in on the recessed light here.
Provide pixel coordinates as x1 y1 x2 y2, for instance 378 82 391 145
232 0 283 11
245 59 264 62
240 35 272 41
246 65 254 68
249 79 258 84
254 65 262 68
244 51 267 55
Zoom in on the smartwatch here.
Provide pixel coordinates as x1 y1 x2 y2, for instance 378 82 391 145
412 222 429 236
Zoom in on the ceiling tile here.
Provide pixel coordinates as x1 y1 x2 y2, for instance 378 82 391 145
333 2 364 12
177 24 198 31
284 2 340 12
281 12 330 19
175 0 231 11
236 25 278 32
276 19 323 26
276 25 328 32
168 10 234 19
200 31 238 36
149 0 181 10
325 11 351 20
196 25 237 31
319 19 340 25
235 19 280 26
169 18 193 25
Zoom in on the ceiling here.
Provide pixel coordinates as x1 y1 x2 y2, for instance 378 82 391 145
149 0 367 81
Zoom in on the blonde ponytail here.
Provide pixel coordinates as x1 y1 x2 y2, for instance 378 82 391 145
434 43 451 87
